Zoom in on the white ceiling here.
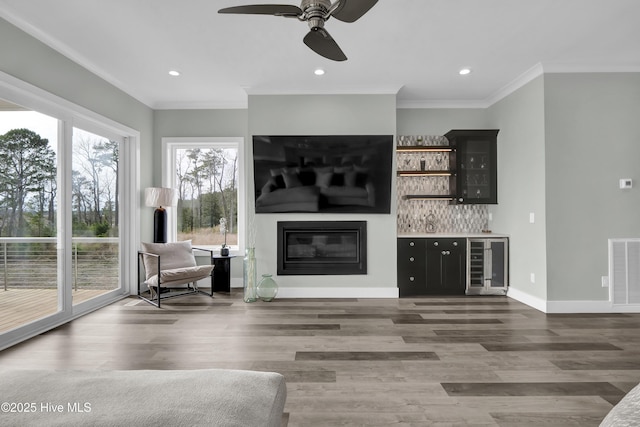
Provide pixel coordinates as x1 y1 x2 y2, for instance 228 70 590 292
1 0 639 109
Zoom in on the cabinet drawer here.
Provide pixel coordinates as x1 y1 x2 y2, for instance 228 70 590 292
398 238 427 297
398 238 426 263
398 252 423 267
398 272 427 296
425 238 466 251
399 273 426 285
398 238 426 252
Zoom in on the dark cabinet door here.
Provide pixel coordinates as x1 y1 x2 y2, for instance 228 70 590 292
446 129 498 204
397 238 427 297
425 239 466 295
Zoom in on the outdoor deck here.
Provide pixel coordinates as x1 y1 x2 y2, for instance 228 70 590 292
0 289 108 333
0 237 120 333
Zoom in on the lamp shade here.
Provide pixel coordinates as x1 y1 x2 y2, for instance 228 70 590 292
145 187 177 208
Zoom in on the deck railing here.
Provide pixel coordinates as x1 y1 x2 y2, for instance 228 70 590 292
0 237 119 291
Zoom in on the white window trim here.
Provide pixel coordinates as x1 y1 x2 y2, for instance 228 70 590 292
162 137 245 254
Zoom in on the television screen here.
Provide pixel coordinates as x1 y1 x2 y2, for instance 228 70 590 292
253 135 393 213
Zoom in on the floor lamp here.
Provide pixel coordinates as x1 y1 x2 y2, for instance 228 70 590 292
145 187 177 243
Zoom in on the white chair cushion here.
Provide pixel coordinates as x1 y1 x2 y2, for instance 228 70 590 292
141 240 197 281
145 265 215 287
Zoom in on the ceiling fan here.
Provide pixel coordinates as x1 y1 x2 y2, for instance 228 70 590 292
218 0 378 61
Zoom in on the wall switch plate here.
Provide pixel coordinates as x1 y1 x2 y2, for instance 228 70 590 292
620 179 633 189
529 212 535 223
602 276 609 287
530 273 535 283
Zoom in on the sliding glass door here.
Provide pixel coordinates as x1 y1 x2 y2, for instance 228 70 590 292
0 104 61 333
0 85 135 348
71 126 121 306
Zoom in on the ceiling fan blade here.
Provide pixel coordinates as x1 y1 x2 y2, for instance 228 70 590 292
331 0 378 23
218 4 302 17
303 28 347 61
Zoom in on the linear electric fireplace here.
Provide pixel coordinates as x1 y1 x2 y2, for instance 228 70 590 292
277 221 367 275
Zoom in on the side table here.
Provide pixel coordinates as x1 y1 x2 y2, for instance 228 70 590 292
212 255 236 293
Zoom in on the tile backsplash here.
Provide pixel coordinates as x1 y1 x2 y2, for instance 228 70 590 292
397 135 489 234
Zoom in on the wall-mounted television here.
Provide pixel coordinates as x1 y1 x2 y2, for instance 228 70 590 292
253 135 393 214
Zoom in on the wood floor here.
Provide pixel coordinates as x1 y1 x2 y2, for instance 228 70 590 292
0 289 115 333
1 291 638 426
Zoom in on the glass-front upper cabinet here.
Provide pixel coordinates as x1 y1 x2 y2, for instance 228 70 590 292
445 130 498 204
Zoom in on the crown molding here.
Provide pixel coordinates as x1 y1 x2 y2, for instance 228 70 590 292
542 63 640 73
0 8 155 109
396 99 489 109
399 62 640 110
152 100 249 110
483 63 545 107
244 86 403 96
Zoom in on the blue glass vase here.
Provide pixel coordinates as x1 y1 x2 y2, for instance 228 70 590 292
257 274 278 302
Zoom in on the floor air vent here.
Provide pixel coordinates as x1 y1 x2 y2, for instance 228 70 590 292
609 239 640 305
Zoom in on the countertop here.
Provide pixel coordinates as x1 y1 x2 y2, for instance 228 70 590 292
397 232 509 238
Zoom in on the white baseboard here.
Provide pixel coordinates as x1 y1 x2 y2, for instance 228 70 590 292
506 287 547 312
546 300 640 313
230 279 398 298
508 286 640 313
275 287 399 299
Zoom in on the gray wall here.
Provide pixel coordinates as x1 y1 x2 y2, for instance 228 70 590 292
544 73 640 302
152 109 248 278
248 94 398 295
0 17 154 241
153 109 248 184
397 108 488 135
0 18 152 133
397 105 549 306
486 76 548 304
398 74 640 309
7 14 640 307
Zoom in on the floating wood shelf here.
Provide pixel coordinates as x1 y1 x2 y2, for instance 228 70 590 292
396 145 455 152
403 195 455 201
397 170 453 177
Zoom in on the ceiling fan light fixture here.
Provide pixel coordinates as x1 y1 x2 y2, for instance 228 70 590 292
218 0 378 61
314 68 325 76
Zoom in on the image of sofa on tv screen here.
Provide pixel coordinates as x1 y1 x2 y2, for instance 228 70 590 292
256 164 375 213
253 135 393 214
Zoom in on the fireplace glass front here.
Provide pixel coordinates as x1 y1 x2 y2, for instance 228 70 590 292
277 221 367 275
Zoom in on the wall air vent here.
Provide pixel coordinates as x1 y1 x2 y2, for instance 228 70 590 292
609 239 640 305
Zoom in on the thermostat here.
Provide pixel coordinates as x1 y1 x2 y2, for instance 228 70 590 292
620 178 633 189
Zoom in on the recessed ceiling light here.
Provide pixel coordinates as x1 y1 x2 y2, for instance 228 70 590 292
168 70 181 77
459 68 472 75
314 68 325 76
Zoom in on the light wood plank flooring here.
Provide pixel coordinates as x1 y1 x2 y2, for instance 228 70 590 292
1 291 639 426
0 289 112 333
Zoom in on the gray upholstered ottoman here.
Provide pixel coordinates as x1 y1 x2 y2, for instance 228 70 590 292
600 382 640 427
0 369 286 427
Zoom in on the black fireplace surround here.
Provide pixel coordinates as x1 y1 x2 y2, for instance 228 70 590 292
277 221 367 275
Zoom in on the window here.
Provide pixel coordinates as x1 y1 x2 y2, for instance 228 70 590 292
163 138 245 251
0 71 138 349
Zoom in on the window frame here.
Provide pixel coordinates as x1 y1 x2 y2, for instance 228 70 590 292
162 137 245 254
0 70 139 350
